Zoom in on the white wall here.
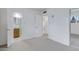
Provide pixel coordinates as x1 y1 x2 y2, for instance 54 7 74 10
0 8 7 45
71 9 79 16
7 8 43 46
71 23 79 34
47 9 70 46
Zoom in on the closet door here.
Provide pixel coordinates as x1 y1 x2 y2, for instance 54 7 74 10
48 9 70 46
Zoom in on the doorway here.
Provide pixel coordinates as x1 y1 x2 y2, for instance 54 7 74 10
7 12 23 47
43 15 48 35
70 9 79 48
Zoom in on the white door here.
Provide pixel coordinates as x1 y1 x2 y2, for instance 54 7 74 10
48 9 70 46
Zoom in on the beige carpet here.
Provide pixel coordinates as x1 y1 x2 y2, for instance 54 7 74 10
0 35 79 51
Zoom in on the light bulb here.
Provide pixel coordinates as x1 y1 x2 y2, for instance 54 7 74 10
13 12 22 19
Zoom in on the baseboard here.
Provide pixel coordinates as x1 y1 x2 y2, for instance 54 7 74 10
48 36 70 46
0 44 7 48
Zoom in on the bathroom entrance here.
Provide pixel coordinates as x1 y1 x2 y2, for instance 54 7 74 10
7 12 23 47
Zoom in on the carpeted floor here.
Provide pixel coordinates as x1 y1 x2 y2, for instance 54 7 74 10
0 35 79 51
71 34 79 49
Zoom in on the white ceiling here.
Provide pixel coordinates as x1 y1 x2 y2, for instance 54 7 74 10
70 8 79 12
31 8 46 12
33 8 79 13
